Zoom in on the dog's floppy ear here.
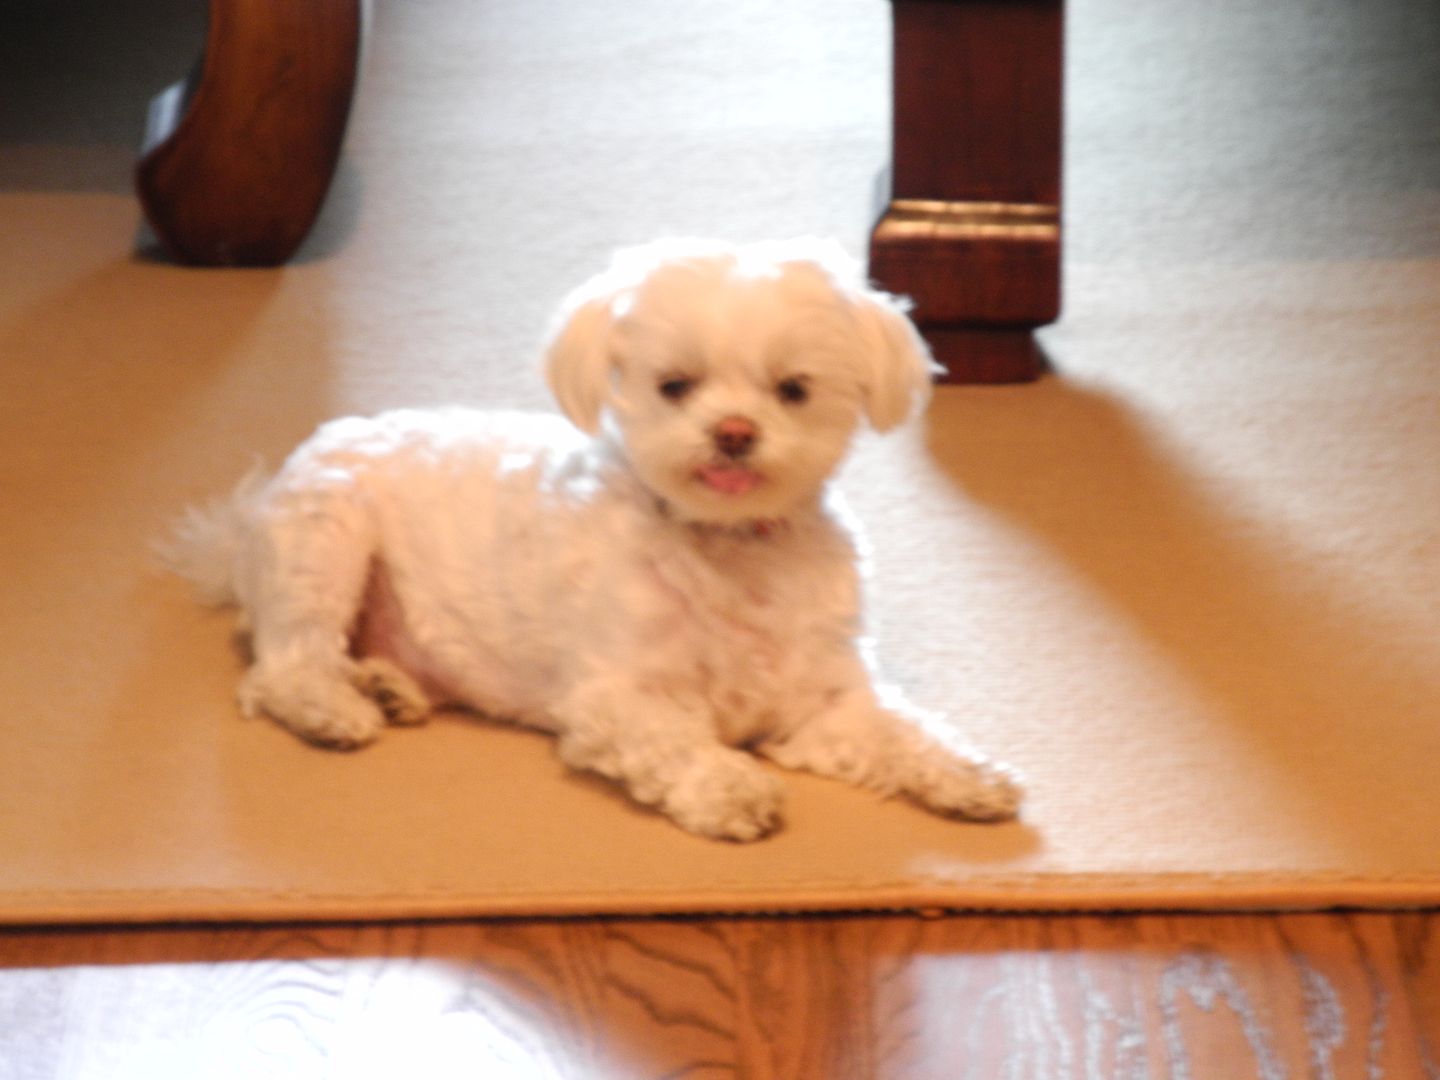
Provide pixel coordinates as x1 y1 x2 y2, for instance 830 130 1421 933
543 282 625 434
848 284 942 433
766 237 938 431
773 238 938 432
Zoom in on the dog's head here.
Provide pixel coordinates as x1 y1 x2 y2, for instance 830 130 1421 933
544 238 938 525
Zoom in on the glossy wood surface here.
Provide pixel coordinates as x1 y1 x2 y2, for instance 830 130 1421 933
135 0 361 265
871 0 1064 384
3 911 1437 1076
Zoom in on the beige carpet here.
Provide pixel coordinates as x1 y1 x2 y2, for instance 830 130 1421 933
2 0 1437 923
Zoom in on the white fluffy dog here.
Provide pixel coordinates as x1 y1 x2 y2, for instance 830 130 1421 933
164 238 1021 840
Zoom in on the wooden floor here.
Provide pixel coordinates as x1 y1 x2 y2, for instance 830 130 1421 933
2 911 1437 1077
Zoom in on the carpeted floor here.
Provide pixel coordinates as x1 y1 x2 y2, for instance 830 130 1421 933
1 0 1437 923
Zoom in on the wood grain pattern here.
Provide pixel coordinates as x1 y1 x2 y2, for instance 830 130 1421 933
2 913 1437 1077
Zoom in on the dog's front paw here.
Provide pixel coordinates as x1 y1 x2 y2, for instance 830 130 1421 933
905 755 1024 823
662 749 786 842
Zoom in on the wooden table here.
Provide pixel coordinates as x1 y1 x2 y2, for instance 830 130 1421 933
871 0 1063 384
138 0 1062 384
135 0 361 267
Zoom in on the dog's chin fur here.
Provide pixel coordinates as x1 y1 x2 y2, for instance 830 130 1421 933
161 238 1022 840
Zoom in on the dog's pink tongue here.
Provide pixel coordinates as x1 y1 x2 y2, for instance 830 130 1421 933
697 465 762 495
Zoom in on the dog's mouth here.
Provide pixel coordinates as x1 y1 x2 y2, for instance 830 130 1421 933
694 463 764 496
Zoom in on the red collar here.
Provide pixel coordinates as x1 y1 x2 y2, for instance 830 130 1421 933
652 495 789 540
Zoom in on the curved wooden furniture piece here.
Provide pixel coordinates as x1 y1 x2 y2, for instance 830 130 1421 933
870 0 1063 383
136 0 361 267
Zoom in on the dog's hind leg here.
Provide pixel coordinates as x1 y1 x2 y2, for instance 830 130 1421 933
236 482 390 749
352 656 431 726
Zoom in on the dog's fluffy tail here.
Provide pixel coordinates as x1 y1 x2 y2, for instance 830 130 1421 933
154 464 268 608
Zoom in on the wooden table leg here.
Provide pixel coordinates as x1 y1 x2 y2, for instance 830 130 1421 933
869 0 1063 383
136 0 362 267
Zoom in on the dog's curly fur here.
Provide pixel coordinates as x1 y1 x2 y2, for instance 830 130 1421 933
161 238 1021 840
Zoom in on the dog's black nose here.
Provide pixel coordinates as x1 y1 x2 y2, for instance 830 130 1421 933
713 416 758 458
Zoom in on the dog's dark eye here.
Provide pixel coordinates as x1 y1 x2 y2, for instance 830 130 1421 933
658 376 696 402
777 377 810 405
